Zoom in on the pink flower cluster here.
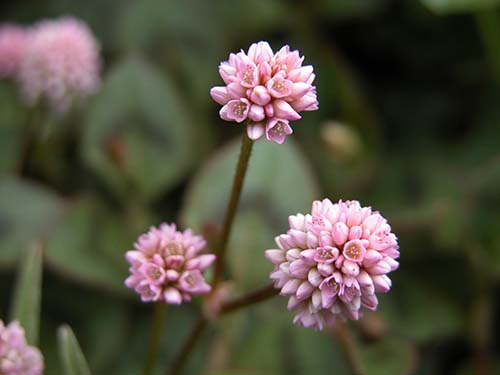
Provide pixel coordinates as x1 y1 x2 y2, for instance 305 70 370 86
0 25 27 78
125 223 215 304
266 199 399 330
210 41 318 144
18 17 101 113
0 320 43 375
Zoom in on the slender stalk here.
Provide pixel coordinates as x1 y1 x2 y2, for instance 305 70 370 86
331 320 365 375
144 303 166 375
219 283 278 315
212 134 254 285
476 10 500 83
169 283 278 375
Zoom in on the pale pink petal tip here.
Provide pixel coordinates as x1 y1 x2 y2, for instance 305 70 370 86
124 223 216 305
211 41 318 144
0 320 44 375
265 199 399 330
18 17 101 113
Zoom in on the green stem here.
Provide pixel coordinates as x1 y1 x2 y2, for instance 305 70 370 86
212 134 254 285
144 303 166 375
476 10 500 83
168 283 278 375
331 320 365 375
219 283 278 315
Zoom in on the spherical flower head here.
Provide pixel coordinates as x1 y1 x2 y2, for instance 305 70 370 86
19 16 101 113
210 41 318 144
265 199 399 330
125 223 216 304
0 24 28 79
0 320 44 375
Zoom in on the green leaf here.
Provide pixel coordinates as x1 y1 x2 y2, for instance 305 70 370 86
84 302 130 372
182 138 320 289
361 337 416 375
45 197 136 295
421 0 500 14
0 177 64 267
9 243 43 345
57 325 91 375
82 57 196 201
379 278 465 342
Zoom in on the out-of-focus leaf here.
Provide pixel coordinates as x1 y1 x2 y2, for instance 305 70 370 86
0 177 64 267
57 325 91 375
230 315 287 374
293 326 349 375
45 197 135 295
9 243 43 345
117 0 221 51
421 0 500 14
0 82 25 176
379 278 465 342
84 302 130 372
361 337 416 375
82 57 196 201
182 138 320 289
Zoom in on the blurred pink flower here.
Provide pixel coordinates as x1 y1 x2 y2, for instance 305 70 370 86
125 223 215 304
210 41 318 144
19 16 101 113
0 320 43 375
266 199 399 330
0 24 28 78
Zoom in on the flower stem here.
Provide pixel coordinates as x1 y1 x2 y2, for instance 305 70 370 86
144 303 166 375
168 283 278 375
212 134 254 285
219 283 278 315
331 320 365 375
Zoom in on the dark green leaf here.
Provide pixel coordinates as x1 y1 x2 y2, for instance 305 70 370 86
45 197 135 295
9 243 43 345
82 57 197 201
361 337 416 375
0 177 64 267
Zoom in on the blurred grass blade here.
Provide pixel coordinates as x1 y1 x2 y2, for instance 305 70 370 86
421 0 500 14
9 242 43 346
58 325 92 375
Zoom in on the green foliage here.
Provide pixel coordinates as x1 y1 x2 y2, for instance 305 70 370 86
82 57 198 201
9 244 43 345
0 1 499 374
45 197 134 294
182 138 320 289
0 177 64 267
57 325 91 375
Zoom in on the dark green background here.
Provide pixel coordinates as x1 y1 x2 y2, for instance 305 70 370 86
1 0 500 374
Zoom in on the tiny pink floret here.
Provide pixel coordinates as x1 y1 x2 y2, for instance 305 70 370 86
0 320 44 375
266 199 399 330
125 223 215 304
210 41 318 144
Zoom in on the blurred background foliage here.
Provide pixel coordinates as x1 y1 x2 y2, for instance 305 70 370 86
1 0 500 374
